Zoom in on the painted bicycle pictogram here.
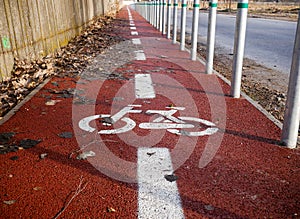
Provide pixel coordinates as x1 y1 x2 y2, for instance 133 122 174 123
78 104 218 136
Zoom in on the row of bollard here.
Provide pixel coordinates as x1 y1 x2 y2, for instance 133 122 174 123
134 2 300 149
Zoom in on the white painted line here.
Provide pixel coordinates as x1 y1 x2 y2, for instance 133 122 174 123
131 31 139 36
130 27 137 30
138 147 185 219
130 23 135 26
135 74 155 99
134 50 146 61
132 38 141 45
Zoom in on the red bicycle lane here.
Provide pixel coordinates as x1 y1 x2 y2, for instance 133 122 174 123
0 5 300 219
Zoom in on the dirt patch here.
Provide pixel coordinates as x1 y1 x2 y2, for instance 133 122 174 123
195 41 288 122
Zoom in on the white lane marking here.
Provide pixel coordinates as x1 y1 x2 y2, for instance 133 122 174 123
132 38 141 45
111 105 142 123
167 117 219 136
138 147 185 219
99 117 136 134
134 50 146 61
130 27 137 30
78 114 109 132
135 74 155 99
130 23 135 26
131 31 139 36
139 122 194 129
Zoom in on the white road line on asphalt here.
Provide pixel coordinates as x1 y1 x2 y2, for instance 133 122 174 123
130 23 135 26
131 31 139 36
135 74 155 98
130 27 136 30
138 147 185 219
132 38 141 45
134 50 146 61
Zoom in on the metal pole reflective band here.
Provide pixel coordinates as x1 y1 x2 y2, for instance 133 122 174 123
172 0 178 44
206 0 218 74
191 0 200 60
281 12 300 149
180 0 187 51
230 0 248 98
167 0 172 39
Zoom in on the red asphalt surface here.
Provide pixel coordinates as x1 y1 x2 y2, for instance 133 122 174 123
1 6 300 219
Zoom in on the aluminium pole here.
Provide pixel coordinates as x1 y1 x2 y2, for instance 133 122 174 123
172 0 178 44
167 0 172 39
206 0 218 74
230 0 248 98
180 0 187 51
190 0 200 60
159 0 163 32
281 12 300 149
156 0 160 29
162 0 166 34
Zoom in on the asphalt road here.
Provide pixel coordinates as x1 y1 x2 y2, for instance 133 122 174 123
178 10 297 74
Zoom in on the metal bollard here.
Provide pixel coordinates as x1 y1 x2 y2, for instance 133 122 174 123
281 12 300 149
154 0 157 28
152 1 155 25
162 0 166 35
230 0 248 98
159 0 163 32
157 0 160 28
180 0 187 51
206 0 218 74
191 0 200 60
172 0 178 44
167 0 172 39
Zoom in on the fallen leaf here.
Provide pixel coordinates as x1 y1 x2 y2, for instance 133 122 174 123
107 207 116 213
164 174 178 182
147 152 156 157
3 200 16 205
39 153 48 159
0 132 15 144
76 151 96 160
100 117 114 125
204 204 214 211
45 99 61 106
33 187 42 191
9 156 19 161
58 132 73 139
19 139 41 149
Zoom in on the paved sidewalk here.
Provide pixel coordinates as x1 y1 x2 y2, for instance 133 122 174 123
1 6 300 219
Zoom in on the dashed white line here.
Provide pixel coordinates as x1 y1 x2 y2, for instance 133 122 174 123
134 50 146 61
134 51 146 60
131 31 139 36
135 74 155 99
132 38 141 45
130 23 135 26
138 147 184 219
130 27 137 30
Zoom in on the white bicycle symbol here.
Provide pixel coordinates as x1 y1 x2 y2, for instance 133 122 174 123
79 105 218 137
